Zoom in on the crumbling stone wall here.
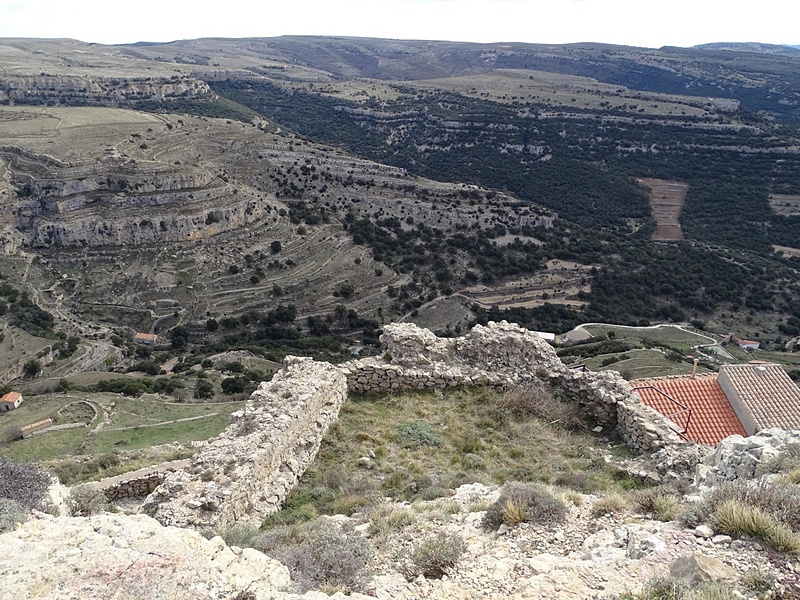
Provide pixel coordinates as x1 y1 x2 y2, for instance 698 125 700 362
144 321 686 534
104 473 166 501
144 357 348 531
342 322 684 452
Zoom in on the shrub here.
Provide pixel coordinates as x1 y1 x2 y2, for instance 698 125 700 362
407 531 466 579
222 524 260 548
681 480 800 533
395 421 442 448
493 382 582 429
0 498 28 533
367 503 417 539
591 491 628 517
483 482 567 530
69 484 111 517
252 520 372 592
635 575 689 600
0 456 52 512
740 568 775 593
634 488 680 521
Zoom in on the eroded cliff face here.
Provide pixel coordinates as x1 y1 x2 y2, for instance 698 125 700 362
3 147 274 247
0 75 214 106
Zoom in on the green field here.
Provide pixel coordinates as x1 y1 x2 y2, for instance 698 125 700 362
583 349 713 381
581 324 716 349
0 325 53 372
0 392 242 462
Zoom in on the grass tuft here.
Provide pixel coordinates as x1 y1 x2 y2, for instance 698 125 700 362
713 499 800 554
483 482 567 530
592 491 628 517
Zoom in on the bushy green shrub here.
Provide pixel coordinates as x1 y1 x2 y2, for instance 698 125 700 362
395 421 442 448
0 456 51 512
0 498 28 533
483 482 567 530
407 531 466 579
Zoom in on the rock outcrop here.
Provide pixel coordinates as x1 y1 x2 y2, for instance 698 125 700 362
3 147 274 247
0 512 292 600
0 75 214 107
145 357 348 532
695 428 800 488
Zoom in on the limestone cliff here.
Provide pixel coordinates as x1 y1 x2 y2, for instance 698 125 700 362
0 75 214 107
2 147 274 247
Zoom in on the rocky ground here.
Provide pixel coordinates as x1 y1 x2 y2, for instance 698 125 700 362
354 483 797 599
3 481 798 599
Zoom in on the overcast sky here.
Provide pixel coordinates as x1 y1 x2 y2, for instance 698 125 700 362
0 0 797 48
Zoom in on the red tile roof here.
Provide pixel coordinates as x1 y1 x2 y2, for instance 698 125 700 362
717 364 800 433
633 375 745 445
0 391 22 404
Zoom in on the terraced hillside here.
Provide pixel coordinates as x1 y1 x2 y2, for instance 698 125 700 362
1 36 799 372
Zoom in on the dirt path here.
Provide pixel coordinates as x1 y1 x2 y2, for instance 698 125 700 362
105 413 219 432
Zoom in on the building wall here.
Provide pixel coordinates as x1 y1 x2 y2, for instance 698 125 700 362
717 369 757 436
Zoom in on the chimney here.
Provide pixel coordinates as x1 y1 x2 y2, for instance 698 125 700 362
691 358 699 378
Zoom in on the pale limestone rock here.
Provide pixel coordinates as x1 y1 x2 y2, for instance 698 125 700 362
670 552 737 584
0 513 291 600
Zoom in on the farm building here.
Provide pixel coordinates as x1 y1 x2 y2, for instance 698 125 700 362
633 363 800 445
733 338 761 351
0 391 23 412
133 333 158 345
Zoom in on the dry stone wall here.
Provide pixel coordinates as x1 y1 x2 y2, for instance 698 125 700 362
342 321 685 452
143 321 686 535
145 357 348 532
104 473 167 501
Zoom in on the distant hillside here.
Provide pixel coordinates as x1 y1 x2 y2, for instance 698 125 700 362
693 42 800 57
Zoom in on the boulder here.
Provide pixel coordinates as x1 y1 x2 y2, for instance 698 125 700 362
669 552 737 585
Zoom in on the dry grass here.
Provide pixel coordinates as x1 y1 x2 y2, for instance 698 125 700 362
271 386 638 526
634 488 681 522
592 491 629 517
713 499 800 554
483 482 567 530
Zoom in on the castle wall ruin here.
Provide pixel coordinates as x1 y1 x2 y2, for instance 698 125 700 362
144 321 686 531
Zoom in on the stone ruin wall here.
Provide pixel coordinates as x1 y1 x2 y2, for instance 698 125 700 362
145 357 348 532
342 321 685 453
144 321 685 531
104 473 167 502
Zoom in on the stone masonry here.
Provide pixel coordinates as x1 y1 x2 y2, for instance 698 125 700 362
144 321 686 532
145 356 348 532
342 321 685 452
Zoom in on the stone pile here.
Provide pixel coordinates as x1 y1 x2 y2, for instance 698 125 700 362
695 428 800 488
145 356 348 532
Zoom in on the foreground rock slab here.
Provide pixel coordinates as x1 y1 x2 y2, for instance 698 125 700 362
0 513 292 600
